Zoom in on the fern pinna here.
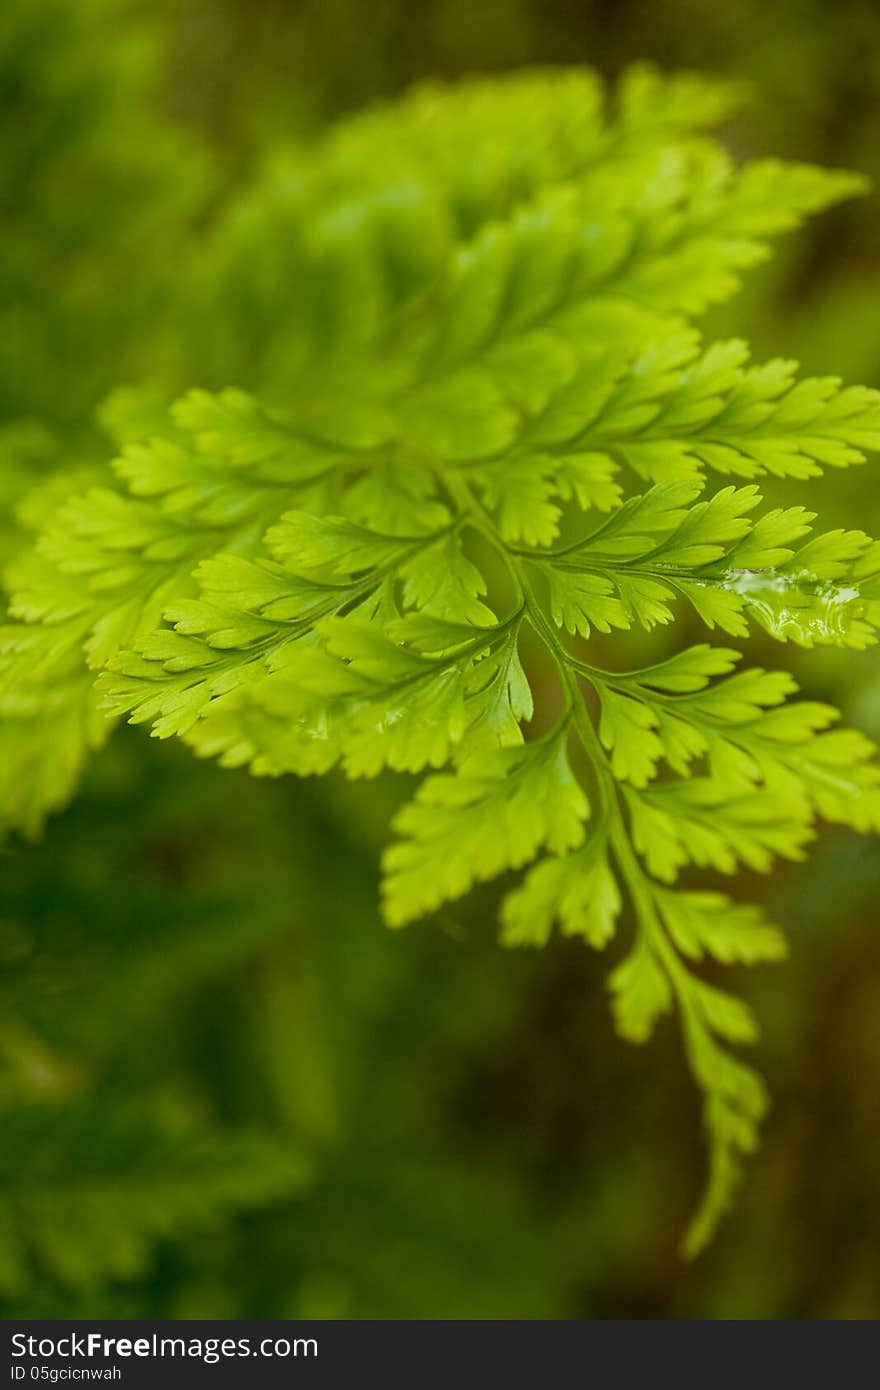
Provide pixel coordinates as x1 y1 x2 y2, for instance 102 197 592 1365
3 67 879 1253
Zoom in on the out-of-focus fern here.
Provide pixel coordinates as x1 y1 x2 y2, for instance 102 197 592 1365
3 64 880 1254
0 0 210 432
0 745 329 1309
0 1099 309 1296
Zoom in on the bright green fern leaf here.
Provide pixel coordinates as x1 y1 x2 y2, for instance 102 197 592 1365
2 64 879 1256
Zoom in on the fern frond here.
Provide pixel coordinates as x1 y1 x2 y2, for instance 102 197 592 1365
529 482 879 647
2 65 878 1256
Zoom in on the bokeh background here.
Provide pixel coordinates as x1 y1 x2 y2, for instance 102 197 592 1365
2 0 879 1319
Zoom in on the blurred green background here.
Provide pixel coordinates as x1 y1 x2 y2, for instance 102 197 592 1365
2 0 879 1319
